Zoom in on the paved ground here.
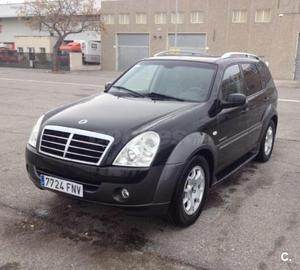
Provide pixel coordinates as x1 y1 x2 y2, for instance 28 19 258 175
0 68 299 270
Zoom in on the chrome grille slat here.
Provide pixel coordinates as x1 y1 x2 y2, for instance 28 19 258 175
66 151 100 159
71 139 107 148
43 134 69 140
42 139 66 146
41 145 65 152
39 125 114 166
67 144 104 153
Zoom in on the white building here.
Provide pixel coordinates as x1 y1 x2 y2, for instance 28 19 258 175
0 3 101 53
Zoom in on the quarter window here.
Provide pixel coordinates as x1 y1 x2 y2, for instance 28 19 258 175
255 9 271 23
257 62 272 88
119 14 130 24
102 14 115 25
241 63 262 96
136 13 147 24
171 12 184 24
155 13 167 24
190 11 204 24
232 10 247 23
221 65 244 100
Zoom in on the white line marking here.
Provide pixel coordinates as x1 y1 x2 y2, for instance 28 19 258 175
279 98 300 103
0 77 102 88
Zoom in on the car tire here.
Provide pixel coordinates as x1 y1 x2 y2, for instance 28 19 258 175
255 120 276 162
170 155 210 227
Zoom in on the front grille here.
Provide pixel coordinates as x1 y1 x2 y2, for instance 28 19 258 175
39 125 114 166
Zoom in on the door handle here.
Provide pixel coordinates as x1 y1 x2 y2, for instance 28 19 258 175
264 96 270 102
241 106 250 113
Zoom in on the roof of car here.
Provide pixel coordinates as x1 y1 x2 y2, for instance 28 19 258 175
146 51 261 66
148 56 220 63
147 55 260 65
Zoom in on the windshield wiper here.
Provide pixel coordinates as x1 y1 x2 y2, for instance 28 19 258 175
146 92 185 102
112 85 145 98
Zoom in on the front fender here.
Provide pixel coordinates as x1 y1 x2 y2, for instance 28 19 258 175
165 132 217 166
152 132 217 204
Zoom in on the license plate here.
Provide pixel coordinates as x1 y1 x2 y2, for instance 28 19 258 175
40 175 83 198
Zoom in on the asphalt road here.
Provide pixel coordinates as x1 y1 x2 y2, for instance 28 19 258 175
0 68 299 270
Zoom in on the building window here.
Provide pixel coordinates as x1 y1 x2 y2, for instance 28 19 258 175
155 13 167 24
171 12 184 24
18 47 23 54
102 14 114 25
232 10 248 23
136 13 147 24
119 14 130 25
40 48 46 54
190 11 204 24
255 9 271 23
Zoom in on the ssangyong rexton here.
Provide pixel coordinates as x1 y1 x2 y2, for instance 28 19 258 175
26 52 278 226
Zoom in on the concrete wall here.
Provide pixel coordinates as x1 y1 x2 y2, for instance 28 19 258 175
101 0 300 80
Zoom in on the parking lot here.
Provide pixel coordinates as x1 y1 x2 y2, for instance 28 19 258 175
0 67 299 270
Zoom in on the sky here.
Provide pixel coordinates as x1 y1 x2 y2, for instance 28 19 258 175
0 0 102 4
0 0 24 3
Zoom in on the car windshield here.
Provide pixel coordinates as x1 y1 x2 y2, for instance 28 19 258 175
109 60 217 102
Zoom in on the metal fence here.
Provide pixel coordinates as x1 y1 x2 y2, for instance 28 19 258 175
0 51 70 71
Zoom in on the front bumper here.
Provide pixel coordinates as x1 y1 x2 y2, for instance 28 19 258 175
25 145 184 214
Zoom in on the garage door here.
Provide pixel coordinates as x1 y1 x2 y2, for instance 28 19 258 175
295 34 300 80
117 34 149 71
168 33 206 52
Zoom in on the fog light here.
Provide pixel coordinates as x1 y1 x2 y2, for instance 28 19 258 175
121 188 130 199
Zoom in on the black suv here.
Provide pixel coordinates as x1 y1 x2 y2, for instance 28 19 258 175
26 51 278 227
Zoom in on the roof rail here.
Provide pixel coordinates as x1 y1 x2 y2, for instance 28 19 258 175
221 52 260 60
154 48 208 57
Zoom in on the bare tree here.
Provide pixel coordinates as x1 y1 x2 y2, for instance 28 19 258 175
19 0 102 71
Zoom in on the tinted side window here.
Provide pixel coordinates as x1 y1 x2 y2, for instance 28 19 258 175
257 62 272 88
241 63 262 96
221 65 244 100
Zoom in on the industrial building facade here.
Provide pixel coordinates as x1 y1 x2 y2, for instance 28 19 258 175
101 0 300 80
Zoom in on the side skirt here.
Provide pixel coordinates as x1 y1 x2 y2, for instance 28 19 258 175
212 150 258 186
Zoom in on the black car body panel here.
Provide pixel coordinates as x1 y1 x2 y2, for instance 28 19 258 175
26 53 278 214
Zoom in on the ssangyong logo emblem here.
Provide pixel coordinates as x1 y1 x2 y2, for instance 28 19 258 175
78 119 88 125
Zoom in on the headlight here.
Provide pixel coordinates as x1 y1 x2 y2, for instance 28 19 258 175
113 131 160 167
28 115 44 148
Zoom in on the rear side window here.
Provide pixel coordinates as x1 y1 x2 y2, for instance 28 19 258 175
221 65 244 100
257 62 272 88
241 63 262 96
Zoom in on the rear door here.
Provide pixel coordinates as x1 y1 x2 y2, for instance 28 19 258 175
216 64 249 172
240 62 266 150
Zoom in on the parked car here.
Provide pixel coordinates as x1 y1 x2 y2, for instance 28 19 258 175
25 51 278 227
60 42 82 53
0 49 18 63
60 40 101 64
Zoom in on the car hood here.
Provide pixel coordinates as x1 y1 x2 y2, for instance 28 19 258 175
44 93 198 136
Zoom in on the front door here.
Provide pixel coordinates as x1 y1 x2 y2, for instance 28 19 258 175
216 64 249 172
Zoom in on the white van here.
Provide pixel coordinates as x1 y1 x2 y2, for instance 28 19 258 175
75 40 101 64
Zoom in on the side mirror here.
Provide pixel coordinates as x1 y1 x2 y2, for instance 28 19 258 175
222 93 247 109
104 82 112 92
